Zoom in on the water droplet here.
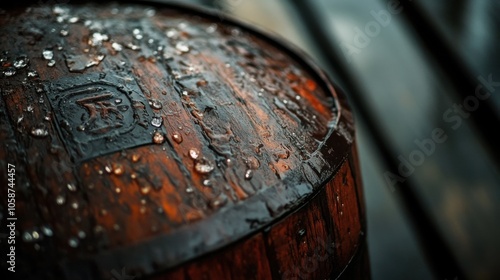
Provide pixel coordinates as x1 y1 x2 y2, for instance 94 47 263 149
47 60 56 67
71 201 79 209
41 226 53 237
113 224 120 231
27 70 38 78
67 183 77 192
42 49 54 60
203 179 212 186
172 132 183 144
125 42 141 51
60 29 69 36
244 169 253 180
151 116 163 127
231 28 241 36
64 53 105 71
3 67 16 77
245 156 260 170
30 124 49 138
113 164 124 175
68 16 79 23
140 185 151 195
206 24 217 33
94 225 104 234
166 28 178 38
133 28 143 40
78 231 86 239
175 42 190 53
131 154 141 163
13 56 29 68
111 42 123 52
88 32 109 46
152 131 165 144
115 187 121 194
22 232 33 242
53 6 67 15
186 187 194 193
146 8 156 17
209 194 228 209
32 230 40 240
68 237 79 248
56 195 65 205
117 105 129 112
189 148 200 159
150 99 162 110
194 159 215 174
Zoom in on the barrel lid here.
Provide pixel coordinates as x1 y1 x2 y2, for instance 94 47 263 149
0 1 354 279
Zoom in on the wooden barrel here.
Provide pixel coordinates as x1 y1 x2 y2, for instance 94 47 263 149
0 1 369 279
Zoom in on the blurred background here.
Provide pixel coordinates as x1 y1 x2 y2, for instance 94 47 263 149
175 0 500 279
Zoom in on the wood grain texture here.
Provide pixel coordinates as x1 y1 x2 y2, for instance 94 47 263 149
0 1 366 279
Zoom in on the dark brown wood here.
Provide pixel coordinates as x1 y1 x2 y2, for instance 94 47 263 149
0 1 368 279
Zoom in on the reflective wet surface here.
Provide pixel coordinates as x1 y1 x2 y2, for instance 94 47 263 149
205 0 500 279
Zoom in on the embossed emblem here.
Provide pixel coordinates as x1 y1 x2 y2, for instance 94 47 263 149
46 75 160 162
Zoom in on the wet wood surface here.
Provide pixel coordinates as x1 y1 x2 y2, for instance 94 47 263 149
0 1 366 279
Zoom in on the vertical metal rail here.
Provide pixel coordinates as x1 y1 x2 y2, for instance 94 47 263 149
398 0 500 167
289 1 466 279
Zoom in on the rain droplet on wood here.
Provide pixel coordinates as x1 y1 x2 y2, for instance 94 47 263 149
189 148 200 159
111 42 123 52
3 67 16 77
152 131 165 144
13 56 29 68
42 49 54 60
151 116 163 127
30 124 49 138
175 42 190 53
150 99 163 110
56 195 66 205
67 183 77 192
172 132 183 144
194 159 215 174
244 169 254 180
68 237 79 248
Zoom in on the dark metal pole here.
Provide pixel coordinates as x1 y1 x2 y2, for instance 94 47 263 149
288 1 466 279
